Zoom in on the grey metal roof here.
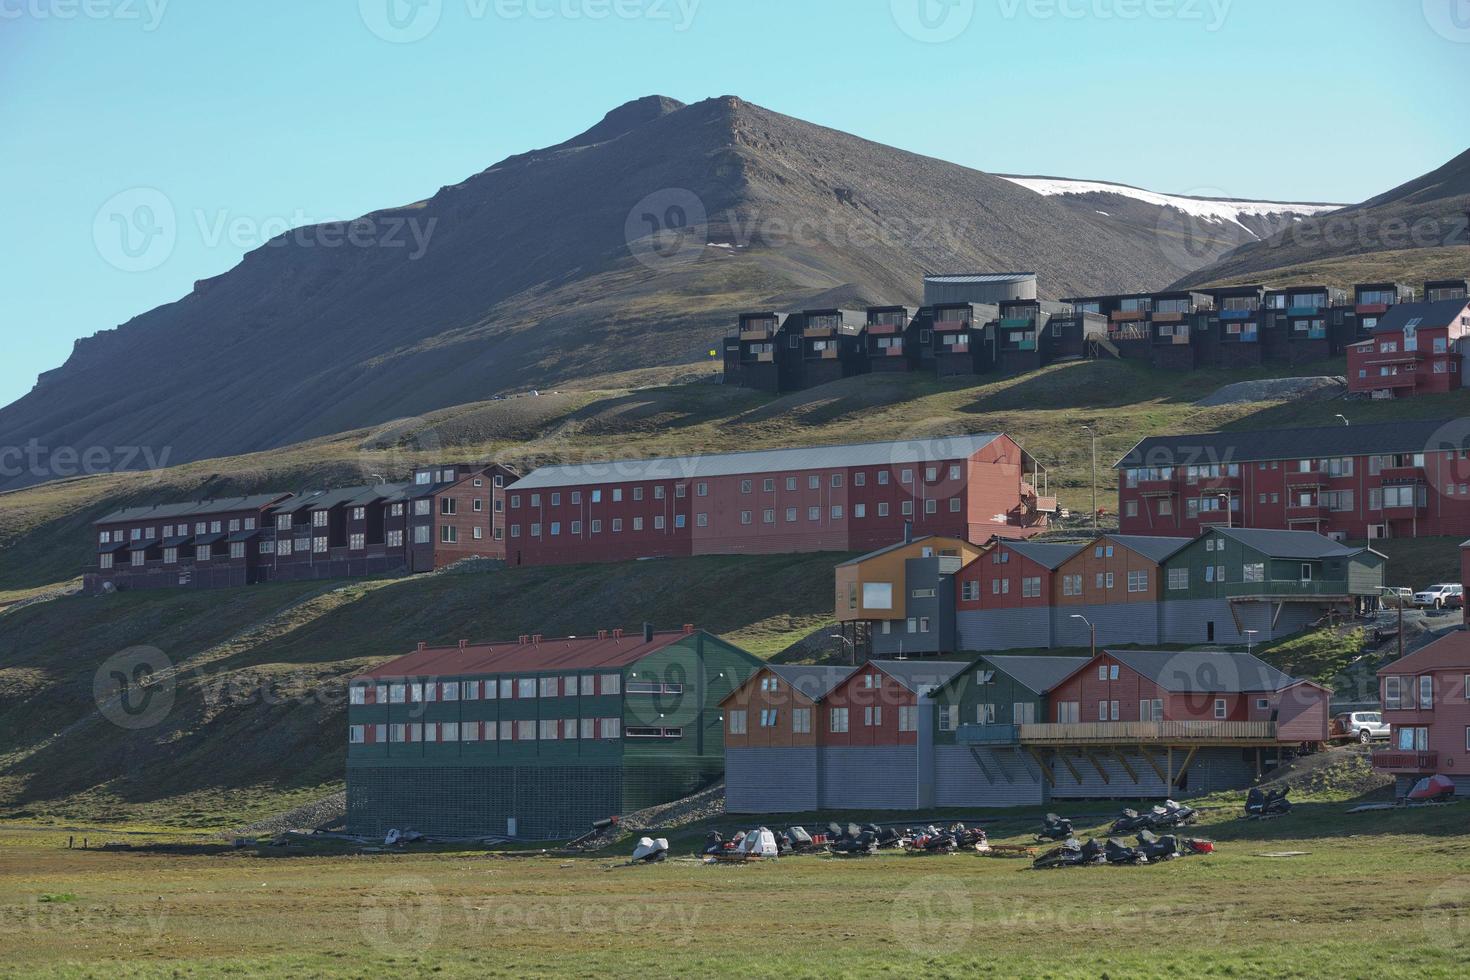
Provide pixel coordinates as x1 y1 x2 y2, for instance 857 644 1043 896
1005 540 1086 570
839 536 943 567
767 665 858 702
924 273 1035 284
95 493 292 526
869 660 969 694
1211 527 1366 560
1108 534 1193 563
984 655 1094 694
1108 650 1299 693
1370 298 1470 334
1116 418 1464 469
511 434 1005 491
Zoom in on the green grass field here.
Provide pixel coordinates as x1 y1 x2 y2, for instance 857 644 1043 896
3 795 1468 977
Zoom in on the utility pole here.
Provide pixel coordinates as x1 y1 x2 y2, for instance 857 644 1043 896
1083 424 1098 532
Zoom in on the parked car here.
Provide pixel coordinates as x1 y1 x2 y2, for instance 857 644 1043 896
1445 592 1464 611
1379 587 1413 609
1412 584 1463 610
1329 711 1390 744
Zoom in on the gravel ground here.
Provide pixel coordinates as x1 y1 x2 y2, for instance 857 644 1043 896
1195 376 1345 407
234 791 346 837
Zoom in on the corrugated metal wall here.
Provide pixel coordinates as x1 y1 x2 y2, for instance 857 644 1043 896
725 747 819 813
818 746 921 809
956 608 1052 651
1161 598 1330 645
1052 602 1162 647
932 745 1047 807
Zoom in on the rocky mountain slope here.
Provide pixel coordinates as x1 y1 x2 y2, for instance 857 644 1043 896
2 95 1277 489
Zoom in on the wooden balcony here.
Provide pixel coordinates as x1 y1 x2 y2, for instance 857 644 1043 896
1355 303 1390 315
1380 464 1424 481
1110 310 1146 322
1135 476 1177 496
805 347 838 360
739 325 776 341
803 325 835 338
1285 470 1327 489
866 322 900 335
1369 374 1419 390
879 346 905 357
1372 749 1436 771
1017 720 1279 746
1285 502 1329 520
1152 311 1184 323
1189 473 1241 491
934 319 970 333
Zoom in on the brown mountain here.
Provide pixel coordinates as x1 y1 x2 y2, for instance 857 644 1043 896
2 95 1263 488
1173 147 1470 289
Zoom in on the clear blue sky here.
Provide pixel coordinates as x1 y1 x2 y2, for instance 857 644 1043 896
2 0 1466 408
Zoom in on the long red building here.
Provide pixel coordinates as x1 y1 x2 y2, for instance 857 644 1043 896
1115 418 1470 540
503 434 1053 566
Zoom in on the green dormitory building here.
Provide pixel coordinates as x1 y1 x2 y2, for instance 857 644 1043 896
346 627 763 840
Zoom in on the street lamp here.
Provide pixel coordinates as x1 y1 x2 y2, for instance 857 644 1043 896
1070 613 1096 660
1335 414 1349 426
1243 629 1259 658
829 633 857 666
1082 424 1099 533
1216 491 1233 529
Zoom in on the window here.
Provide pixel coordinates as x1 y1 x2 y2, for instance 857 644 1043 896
514 720 535 741
601 674 620 695
1396 726 1428 751
1419 675 1434 709
901 469 913 484
877 502 889 517
758 708 778 728
349 533 365 551
1127 571 1147 593
414 499 431 517
961 580 980 601
829 707 849 733
728 710 747 734
877 471 889 486
440 525 458 544
99 553 114 570
807 507 819 522
1056 701 1079 724
902 500 914 516
1140 698 1164 721
1214 698 1227 719
277 539 293 557
539 720 558 741
1062 574 1082 596
976 703 996 725
349 724 365 744
937 705 958 732
924 499 937 515
808 475 820 490
898 705 916 732
539 677 559 698
196 545 212 562
741 511 753 525
792 708 811 734
632 517 643 531
1168 568 1188 590
831 505 843 520
864 706 882 727
696 482 708 497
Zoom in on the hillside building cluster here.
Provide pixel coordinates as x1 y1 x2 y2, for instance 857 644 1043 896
722 273 1470 396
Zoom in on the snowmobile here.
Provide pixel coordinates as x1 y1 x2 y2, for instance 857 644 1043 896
784 825 822 854
874 825 907 849
1245 785 1292 819
1038 812 1074 841
908 826 958 855
1110 808 1152 834
631 837 669 863
950 823 989 851
1104 837 1145 865
1148 800 1197 829
828 823 878 857
1134 830 1180 863
1404 774 1457 804
1033 837 1083 869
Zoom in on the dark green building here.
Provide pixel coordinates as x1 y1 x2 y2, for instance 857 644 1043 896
346 627 763 839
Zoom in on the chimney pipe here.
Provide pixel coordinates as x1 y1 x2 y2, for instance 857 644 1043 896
598 629 608 640
683 623 694 635
458 639 468 650
532 633 543 645
613 628 623 640
519 634 529 645
417 641 427 652
643 622 654 643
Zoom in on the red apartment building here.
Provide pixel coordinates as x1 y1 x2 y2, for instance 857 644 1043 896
1346 299 1470 398
87 463 517 593
505 435 1053 566
1372 540 1470 797
1116 418 1470 540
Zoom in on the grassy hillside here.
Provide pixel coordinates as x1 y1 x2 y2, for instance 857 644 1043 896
1193 244 1468 293
15 354 1470 595
0 553 840 827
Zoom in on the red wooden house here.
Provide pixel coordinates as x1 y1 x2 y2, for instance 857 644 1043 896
1346 299 1470 398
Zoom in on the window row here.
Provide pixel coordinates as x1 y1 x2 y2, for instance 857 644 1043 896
351 717 623 744
506 467 969 510
352 673 623 705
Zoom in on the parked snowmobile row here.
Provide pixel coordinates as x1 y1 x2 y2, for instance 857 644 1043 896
1109 800 1198 834
1037 813 1074 842
700 821 988 859
1244 786 1293 819
1033 832 1214 869
903 823 990 855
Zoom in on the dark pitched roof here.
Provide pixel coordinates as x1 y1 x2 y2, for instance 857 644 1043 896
1108 534 1192 563
763 665 858 702
1211 527 1374 560
869 660 969 694
1108 650 1299 693
1116 418 1462 469
1004 539 1086 570
1370 298 1470 334
360 631 714 679
95 493 292 525
1376 628 1470 675
984 655 1094 694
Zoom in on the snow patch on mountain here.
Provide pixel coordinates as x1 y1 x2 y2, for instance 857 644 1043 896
1000 175 1343 238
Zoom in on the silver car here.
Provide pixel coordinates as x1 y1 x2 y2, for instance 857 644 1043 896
1331 711 1389 744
